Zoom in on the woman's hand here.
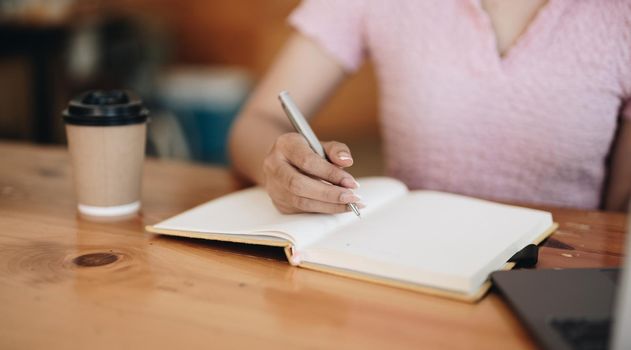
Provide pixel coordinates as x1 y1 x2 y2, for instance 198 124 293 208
263 132 363 214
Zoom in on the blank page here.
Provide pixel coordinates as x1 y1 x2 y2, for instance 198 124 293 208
301 191 553 295
152 177 408 249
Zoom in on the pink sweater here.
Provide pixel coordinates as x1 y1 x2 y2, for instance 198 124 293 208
289 0 631 209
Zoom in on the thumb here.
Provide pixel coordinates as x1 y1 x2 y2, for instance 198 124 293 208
323 141 354 168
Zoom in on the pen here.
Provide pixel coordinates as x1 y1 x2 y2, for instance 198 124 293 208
278 90 361 218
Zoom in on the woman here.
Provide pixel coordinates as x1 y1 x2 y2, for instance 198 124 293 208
229 0 631 214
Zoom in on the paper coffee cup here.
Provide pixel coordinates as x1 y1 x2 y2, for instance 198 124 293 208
63 90 149 219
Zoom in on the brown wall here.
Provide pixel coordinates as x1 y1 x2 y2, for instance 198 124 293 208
111 0 379 143
0 58 32 139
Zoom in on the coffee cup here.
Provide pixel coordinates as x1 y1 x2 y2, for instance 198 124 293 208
63 90 149 219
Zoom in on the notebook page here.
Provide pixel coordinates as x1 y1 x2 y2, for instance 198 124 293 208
152 177 408 250
301 191 552 294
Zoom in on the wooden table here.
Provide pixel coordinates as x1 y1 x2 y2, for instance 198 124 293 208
0 141 627 349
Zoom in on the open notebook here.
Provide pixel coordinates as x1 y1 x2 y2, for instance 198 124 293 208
147 177 556 302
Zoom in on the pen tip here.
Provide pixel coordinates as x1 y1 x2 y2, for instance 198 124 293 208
349 204 361 218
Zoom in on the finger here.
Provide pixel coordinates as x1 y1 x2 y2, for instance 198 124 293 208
276 162 361 204
277 198 363 214
284 142 359 189
271 199 300 214
288 191 350 214
323 141 353 168
269 178 362 214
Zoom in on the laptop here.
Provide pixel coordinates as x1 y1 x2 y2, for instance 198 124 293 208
492 208 631 350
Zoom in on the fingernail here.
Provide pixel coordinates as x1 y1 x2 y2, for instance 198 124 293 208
356 202 366 209
340 192 361 204
338 151 352 161
341 177 358 189
353 179 361 188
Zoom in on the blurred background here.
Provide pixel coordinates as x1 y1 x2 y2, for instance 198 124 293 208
0 0 383 175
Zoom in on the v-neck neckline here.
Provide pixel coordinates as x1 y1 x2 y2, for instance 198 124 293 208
471 0 563 68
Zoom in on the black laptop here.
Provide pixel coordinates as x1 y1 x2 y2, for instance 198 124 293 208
492 213 631 350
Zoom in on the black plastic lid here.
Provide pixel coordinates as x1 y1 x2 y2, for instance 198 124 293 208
63 90 149 126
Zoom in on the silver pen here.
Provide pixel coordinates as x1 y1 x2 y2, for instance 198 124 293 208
278 90 361 218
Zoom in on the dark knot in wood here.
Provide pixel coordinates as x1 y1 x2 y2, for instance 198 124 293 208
73 253 118 267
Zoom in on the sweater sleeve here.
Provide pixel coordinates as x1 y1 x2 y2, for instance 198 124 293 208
288 0 367 73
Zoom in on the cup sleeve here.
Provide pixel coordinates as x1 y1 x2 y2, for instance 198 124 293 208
288 0 366 73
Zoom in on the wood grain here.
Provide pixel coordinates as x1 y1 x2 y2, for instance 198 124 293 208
0 141 627 350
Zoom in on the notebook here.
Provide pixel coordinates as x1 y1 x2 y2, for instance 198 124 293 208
146 177 557 302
